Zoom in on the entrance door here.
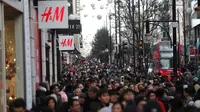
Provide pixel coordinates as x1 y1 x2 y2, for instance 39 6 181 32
46 44 50 83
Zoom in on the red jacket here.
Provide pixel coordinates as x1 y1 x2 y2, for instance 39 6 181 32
156 99 166 112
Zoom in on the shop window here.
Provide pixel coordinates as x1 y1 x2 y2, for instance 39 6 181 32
5 20 17 103
4 15 24 106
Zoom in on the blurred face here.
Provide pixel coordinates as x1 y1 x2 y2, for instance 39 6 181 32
124 92 134 100
70 101 81 112
149 93 156 100
88 92 96 99
99 93 110 104
121 101 126 108
114 83 120 89
110 94 118 103
137 101 147 112
13 107 25 112
112 104 123 112
78 97 85 104
75 88 82 96
54 86 60 93
48 99 55 109
108 85 112 90
130 85 135 91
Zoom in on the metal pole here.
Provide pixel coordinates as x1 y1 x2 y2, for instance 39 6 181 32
132 0 136 73
183 0 187 63
109 13 112 64
178 10 181 72
114 0 118 66
172 0 177 77
118 0 122 68
138 0 143 72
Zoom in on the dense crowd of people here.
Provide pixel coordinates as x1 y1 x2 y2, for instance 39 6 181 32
8 60 200 112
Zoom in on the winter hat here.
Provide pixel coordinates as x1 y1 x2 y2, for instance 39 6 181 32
193 77 198 82
194 100 200 108
39 82 47 89
50 94 58 103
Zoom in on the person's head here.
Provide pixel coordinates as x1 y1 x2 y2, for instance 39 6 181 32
143 100 162 112
129 84 135 91
122 89 134 101
147 91 156 100
108 84 113 90
46 97 57 110
88 86 98 99
184 87 195 98
79 94 86 105
135 96 147 112
109 90 119 103
114 82 120 89
112 102 123 112
78 84 84 90
10 98 26 112
155 88 165 98
54 85 60 93
69 99 81 112
74 88 82 96
98 88 110 105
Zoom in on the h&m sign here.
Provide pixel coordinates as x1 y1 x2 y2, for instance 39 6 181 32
38 1 68 29
59 35 74 51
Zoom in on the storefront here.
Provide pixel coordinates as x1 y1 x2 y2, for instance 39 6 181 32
0 1 25 111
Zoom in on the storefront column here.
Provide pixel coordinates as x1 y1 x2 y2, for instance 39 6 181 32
41 29 46 82
29 0 36 103
24 0 32 110
0 3 6 112
49 41 53 85
54 31 57 82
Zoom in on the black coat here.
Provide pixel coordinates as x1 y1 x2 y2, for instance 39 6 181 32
124 100 137 112
83 97 100 112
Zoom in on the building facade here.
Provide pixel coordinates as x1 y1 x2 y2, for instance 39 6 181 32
0 0 34 111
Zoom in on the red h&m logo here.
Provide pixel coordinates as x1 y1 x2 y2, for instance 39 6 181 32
41 6 65 22
60 39 73 47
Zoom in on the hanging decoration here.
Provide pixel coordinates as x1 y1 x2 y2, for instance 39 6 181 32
80 6 84 10
91 3 95 8
84 14 88 17
92 6 96 10
100 5 104 9
68 2 71 7
97 14 102 20
107 0 113 4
